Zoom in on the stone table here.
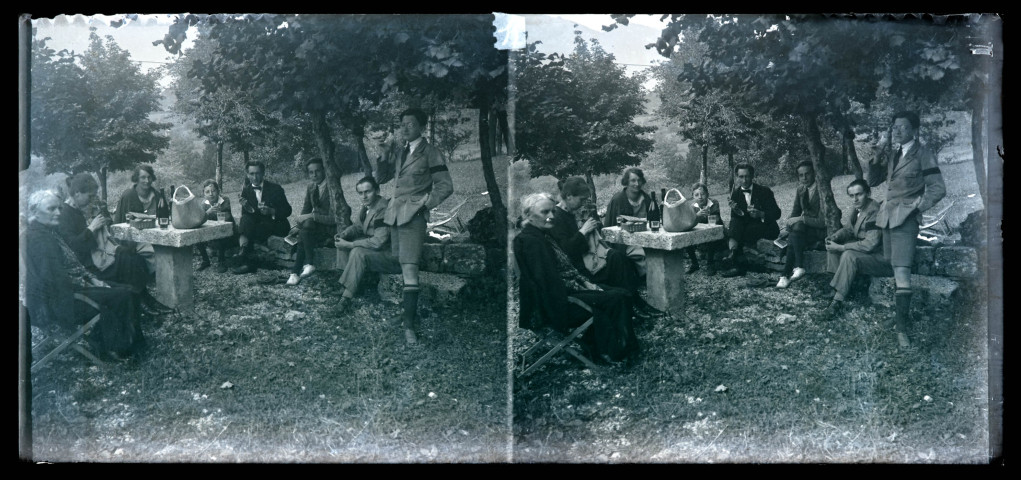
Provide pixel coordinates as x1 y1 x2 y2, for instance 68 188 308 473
110 221 234 310
602 224 725 315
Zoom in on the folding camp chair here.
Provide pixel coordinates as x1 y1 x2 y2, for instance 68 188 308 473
515 296 602 377
29 293 107 372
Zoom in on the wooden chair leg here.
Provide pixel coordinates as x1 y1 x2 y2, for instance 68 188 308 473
30 312 102 373
518 317 596 377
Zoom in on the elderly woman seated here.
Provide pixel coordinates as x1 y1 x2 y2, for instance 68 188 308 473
514 192 640 365
22 190 147 360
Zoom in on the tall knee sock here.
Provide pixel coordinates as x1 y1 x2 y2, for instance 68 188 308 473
401 285 420 330
894 288 912 333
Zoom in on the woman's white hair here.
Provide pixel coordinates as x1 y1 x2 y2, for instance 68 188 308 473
27 189 61 223
520 192 554 225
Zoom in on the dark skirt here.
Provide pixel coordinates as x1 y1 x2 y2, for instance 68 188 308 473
567 286 640 362
95 248 151 294
74 286 146 357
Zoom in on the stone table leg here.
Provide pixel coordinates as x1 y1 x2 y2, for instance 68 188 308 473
644 248 686 315
153 245 194 310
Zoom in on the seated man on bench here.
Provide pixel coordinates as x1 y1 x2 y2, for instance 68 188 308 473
817 179 892 320
776 161 827 288
334 176 393 313
233 160 293 274
286 158 337 286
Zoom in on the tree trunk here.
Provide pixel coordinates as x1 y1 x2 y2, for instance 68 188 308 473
727 151 735 194
99 165 109 203
242 149 249 165
351 120 373 179
497 108 510 155
971 95 987 201
488 109 499 157
584 171 597 205
477 103 506 219
700 143 710 186
842 127 864 180
801 114 842 234
215 141 224 189
310 110 352 231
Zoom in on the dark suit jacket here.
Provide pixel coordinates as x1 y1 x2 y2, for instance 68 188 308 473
790 184 826 230
240 179 292 231
729 183 782 239
300 181 336 226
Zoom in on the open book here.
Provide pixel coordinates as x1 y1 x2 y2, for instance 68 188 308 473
283 226 301 246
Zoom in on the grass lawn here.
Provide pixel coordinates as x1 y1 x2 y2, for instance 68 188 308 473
510 160 990 463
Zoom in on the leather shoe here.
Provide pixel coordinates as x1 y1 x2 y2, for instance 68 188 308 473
404 328 419 345
896 332 911 349
197 260 211 271
215 263 228 273
720 266 745 277
685 262 700 274
232 263 257 274
817 300 843 321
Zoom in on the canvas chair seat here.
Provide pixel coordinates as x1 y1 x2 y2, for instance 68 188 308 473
515 296 600 377
29 293 107 372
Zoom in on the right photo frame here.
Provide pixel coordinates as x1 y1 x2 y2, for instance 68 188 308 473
506 13 1003 464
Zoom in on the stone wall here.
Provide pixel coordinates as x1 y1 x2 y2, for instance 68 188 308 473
747 239 979 279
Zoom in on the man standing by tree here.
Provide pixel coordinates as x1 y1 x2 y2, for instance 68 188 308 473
867 111 946 349
286 158 336 286
383 109 454 345
721 164 781 277
233 160 292 275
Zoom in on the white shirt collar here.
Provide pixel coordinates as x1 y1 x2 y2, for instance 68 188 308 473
407 137 424 153
900 139 916 157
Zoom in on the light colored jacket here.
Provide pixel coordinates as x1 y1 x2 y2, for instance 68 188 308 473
830 198 882 253
868 141 946 229
339 196 390 251
383 139 454 227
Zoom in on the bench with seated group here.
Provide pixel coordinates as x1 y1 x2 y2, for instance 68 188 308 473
259 235 493 308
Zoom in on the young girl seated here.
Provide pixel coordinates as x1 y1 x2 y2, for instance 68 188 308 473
196 180 237 272
685 183 725 275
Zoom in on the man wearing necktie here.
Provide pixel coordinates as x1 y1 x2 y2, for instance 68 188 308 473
817 179 892 320
867 111 946 349
234 160 293 274
721 163 781 277
776 161 827 288
286 158 336 285
382 108 454 344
